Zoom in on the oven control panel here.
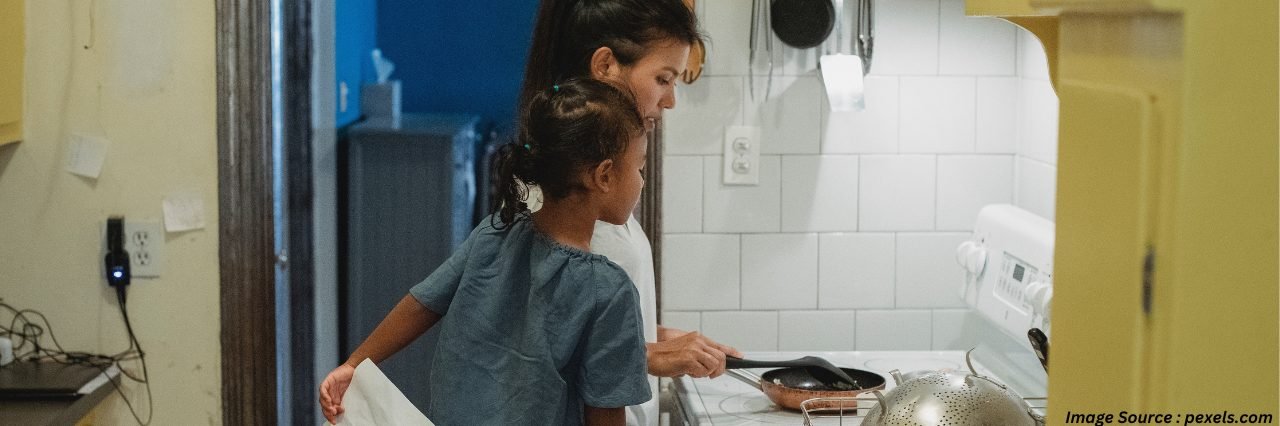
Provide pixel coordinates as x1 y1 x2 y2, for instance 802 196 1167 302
959 204 1055 338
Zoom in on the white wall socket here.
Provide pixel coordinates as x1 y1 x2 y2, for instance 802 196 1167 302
104 220 164 278
722 125 761 185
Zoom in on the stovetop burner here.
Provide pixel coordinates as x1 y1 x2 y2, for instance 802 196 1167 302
716 392 807 424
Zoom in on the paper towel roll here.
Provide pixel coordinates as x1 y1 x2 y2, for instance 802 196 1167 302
819 54 867 112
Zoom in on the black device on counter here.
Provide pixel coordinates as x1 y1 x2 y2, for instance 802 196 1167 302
0 361 102 400
104 217 130 287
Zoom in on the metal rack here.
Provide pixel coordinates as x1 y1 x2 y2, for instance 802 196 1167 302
799 396 1048 425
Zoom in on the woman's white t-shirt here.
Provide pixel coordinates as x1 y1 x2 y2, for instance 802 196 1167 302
592 215 658 426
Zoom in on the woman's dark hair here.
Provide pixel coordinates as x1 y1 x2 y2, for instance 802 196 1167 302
519 0 704 110
492 79 645 227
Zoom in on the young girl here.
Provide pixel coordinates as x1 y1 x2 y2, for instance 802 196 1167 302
521 3 742 424
320 79 652 426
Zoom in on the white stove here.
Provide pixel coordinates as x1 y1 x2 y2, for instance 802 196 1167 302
670 350 1038 425
669 205 1055 425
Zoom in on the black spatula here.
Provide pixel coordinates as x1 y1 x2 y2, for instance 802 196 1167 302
726 355 859 388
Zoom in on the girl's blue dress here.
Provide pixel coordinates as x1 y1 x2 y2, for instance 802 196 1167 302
410 215 650 425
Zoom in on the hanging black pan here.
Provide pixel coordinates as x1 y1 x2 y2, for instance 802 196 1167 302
771 0 836 48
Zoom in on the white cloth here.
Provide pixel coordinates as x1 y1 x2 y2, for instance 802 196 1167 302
335 359 435 426
592 215 659 426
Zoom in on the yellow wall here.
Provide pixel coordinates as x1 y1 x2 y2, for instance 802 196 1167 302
0 0 23 145
0 0 220 423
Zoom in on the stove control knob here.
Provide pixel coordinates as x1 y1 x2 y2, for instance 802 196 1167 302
966 245 987 276
955 241 987 275
1025 281 1052 319
955 241 974 271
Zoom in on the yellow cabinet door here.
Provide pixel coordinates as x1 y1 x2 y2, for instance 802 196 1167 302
1051 80 1156 417
0 0 22 145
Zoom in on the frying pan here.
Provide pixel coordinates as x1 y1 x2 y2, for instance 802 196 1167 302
771 0 836 49
723 361 886 411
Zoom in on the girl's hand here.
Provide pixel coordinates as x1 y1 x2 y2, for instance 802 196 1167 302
319 363 356 423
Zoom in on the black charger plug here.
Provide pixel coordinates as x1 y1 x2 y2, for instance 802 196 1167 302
105 217 131 287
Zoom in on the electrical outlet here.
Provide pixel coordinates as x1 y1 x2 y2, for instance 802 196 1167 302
103 220 164 278
722 125 761 185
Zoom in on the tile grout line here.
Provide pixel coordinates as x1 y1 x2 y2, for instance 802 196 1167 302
815 232 822 310
934 154 940 231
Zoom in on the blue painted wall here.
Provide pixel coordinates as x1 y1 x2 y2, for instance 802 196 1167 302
377 0 538 130
336 0 379 127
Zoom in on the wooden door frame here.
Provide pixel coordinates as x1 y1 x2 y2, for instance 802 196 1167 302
216 0 315 423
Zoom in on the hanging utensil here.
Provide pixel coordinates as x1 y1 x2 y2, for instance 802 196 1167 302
854 0 875 74
764 0 774 100
749 0 758 100
771 0 836 48
748 0 777 101
820 0 867 111
680 0 705 84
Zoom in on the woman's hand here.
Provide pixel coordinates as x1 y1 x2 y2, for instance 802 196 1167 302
319 363 356 424
646 331 743 378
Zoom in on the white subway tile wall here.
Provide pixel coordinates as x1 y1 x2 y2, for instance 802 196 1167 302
895 233 970 308
1016 156 1057 221
975 77 1019 153
900 77 976 153
662 311 702 335
659 2 1058 351
871 0 940 75
741 234 819 309
664 77 743 155
661 234 740 311
700 0 750 77
1014 29 1059 220
781 155 859 232
936 155 1014 230
856 310 933 350
749 76 823 155
818 233 895 309
1017 79 1060 164
1017 28 1051 82
821 76 901 154
702 155 782 233
779 311 857 351
858 155 936 231
702 311 780 351
938 0 1016 76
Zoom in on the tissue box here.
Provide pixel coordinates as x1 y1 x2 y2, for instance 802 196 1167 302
362 80 402 128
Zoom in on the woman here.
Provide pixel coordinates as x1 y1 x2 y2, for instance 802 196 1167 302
520 1 742 425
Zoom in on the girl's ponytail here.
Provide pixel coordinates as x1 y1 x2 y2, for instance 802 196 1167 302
491 141 532 229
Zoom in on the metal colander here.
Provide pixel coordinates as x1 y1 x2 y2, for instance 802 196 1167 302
862 351 1044 426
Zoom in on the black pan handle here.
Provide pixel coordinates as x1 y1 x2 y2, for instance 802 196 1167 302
1027 328 1049 373
725 356 781 370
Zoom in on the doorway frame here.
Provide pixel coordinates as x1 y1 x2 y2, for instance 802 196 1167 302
216 0 316 423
